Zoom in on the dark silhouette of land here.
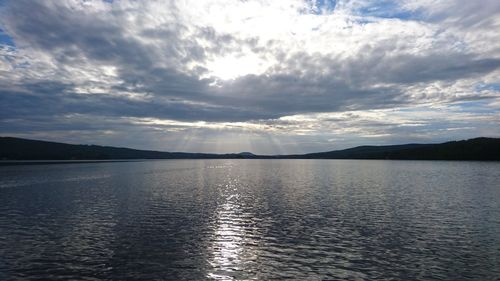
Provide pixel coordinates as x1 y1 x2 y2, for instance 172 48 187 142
1 136 499 163
285 138 500 160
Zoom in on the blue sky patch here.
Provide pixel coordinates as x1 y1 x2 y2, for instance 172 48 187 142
475 83 500 92
0 28 14 47
309 0 337 15
355 1 422 20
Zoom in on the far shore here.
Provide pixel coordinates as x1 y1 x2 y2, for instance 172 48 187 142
0 159 139 166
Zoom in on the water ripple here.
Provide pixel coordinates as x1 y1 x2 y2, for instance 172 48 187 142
0 160 499 280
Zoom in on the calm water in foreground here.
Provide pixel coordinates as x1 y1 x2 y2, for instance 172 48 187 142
0 160 499 280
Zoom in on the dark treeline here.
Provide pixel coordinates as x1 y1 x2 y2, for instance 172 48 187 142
1 137 499 161
0 137 253 160
284 137 500 161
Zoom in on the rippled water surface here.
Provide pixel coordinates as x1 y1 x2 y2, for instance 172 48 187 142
1 160 500 280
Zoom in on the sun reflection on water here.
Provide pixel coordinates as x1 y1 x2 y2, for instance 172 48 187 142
207 176 259 280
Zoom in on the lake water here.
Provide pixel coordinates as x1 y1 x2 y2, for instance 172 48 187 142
1 160 499 280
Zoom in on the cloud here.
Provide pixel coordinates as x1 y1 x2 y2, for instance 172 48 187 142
0 0 499 153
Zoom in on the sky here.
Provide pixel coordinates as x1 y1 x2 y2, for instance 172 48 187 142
0 0 499 154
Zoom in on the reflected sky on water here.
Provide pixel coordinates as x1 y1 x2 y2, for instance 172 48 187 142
1 160 500 280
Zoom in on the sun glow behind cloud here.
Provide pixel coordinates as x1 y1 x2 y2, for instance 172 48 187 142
204 53 271 81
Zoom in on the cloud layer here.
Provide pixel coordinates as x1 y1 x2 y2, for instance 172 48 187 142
1 0 499 153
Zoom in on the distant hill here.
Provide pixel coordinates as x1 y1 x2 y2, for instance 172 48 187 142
238 152 256 157
286 137 500 161
1 136 499 161
0 137 252 160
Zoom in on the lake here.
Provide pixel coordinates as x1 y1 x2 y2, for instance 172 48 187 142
1 160 499 280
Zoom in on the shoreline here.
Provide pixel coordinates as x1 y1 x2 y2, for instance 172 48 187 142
0 159 139 166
